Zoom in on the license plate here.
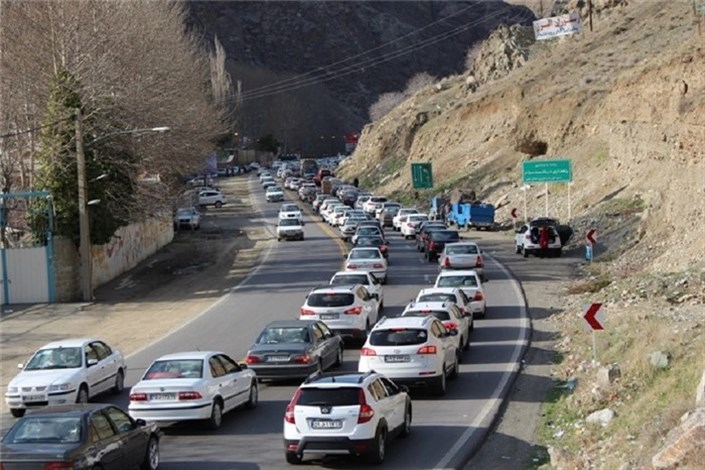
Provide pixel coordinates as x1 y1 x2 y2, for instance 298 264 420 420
310 419 343 429
150 393 177 400
384 355 410 363
266 356 290 362
22 394 45 402
320 313 339 320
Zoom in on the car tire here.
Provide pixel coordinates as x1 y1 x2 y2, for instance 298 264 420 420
140 436 160 470
111 369 124 395
458 339 465 361
449 353 460 380
285 451 303 465
523 248 529 258
206 400 223 430
215 201 223 208
367 426 387 464
515 244 521 254
432 369 447 396
10 408 25 418
76 384 89 404
277 238 281 242
400 404 412 438
334 346 344 367
245 381 258 409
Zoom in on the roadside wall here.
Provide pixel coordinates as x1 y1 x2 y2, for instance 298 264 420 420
52 217 174 301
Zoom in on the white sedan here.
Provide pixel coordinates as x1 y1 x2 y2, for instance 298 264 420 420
129 351 258 430
278 203 304 224
343 247 388 284
5 338 127 418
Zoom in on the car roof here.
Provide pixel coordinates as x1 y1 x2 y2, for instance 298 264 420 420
24 403 113 417
309 284 361 293
331 270 370 277
417 287 460 296
446 241 479 246
374 316 435 329
264 320 315 328
151 351 220 361
406 301 452 311
437 270 479 276
349 247 382 254
40 338 99 349
302 371 376 387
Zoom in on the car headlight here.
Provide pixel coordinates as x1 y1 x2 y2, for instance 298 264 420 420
7 386 18 393
48 383 73 392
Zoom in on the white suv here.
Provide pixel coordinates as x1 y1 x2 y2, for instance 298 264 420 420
358 316 459 396
434 270 487 318
283 371 411 464
300 285 381 342
401 300 471 352
515 218 562 258
329 270 384 312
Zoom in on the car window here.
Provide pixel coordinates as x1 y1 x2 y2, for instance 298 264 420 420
84 345 99 363
216 354 241 374
430 231 460 242
449 305 464 320
307 292 354 307
104 407 134 433
381 377 400 396
331 274 368 285
369 328 428 346
91 413 117 441
437 275 477 288
446 244 479 255
24 347 83 370
90 341 112 360
311 324 325 342
298 387 360 406
257 327 310 344
357 286 370 300
368 379 388 401
144 359 203 379
3 416 82 444
317 322 333 337
430 321 446 338
405 310 451 321
210 357 227 378
418 293 454 304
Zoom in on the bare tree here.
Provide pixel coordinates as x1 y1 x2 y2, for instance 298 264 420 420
210 35 234 115
464 42 483 71
404 72 436 96
368 92 405 122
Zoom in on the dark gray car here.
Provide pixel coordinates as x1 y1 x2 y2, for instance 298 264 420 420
244 320 344 381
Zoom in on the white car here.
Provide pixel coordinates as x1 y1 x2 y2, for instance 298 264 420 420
401 300 471 352
329 270 384 311
198 189 226 208
259 172 272 182
438 241 485 280
329 205 349 227
433 270 486 318
128 351 258 430
358 316 459 396
5 338 127 418
362 196 387 215
344 247 388 284
265 186 285 202
300 284 381 342
515 218 562 258
413 287 474 327
283 371 411 464
173 206 201 230
400 214 429 239
392 208 419 231
277 218 305 241
278 203 304 223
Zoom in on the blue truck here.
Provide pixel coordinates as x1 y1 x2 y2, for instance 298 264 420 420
447 202 496 230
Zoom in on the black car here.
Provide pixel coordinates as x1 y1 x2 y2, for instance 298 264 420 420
354 235 389 259
415 223 447 251
1 403 160 470
423 229 461 262
244 320 344 381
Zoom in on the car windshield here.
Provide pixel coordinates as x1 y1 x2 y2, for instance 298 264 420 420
370 328 428 346
25 347 82 370
349 249 381 260
3 417 82 444
298 387 360 406
279 219 300 226
446 244 478 254
437 275 478 288
281 205 298 212
307 292 354 307
267 187 282 193
357 227 381 236
409 215 428 221
404 310 451 321
418 293 455 303
257 327 310 344
357 237 384 247
176 208 195 216
331 274 369 285
144 359 203 380
430 231 460 241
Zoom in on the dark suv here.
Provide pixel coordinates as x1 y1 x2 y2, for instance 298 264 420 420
423 230 460 262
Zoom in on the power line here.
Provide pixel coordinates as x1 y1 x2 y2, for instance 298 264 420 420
0 116 74 139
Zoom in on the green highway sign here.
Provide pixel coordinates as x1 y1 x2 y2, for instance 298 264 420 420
522 159 573 183
411 162 433 189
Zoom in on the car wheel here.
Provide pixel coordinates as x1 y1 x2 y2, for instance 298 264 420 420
277 238 281 242
367 426 387 464
245 381 258 409
515 244 521 254
76 385 89 404
10 408 25 418
285 451 303 465
379 301 384 314
207 400 223 430
458 339 465 361
523 248 529 258
449 353 460 380
215 201 223 208
433 369 447 396
140 436 160 470
400 404 412 438
111 369 124 395
334 346 344 367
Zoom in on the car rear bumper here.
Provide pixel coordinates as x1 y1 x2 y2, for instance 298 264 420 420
129 401 212 422
285 436 377 456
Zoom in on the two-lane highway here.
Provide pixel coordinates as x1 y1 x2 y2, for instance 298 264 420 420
106 176 530 469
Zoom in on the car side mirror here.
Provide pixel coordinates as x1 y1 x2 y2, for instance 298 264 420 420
448 329 458 336
87 358 98 367
239 363 248 370
17 363 23 370
399 384 409 393
135 418 147 427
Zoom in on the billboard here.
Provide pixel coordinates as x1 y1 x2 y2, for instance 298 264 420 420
533 12 583 40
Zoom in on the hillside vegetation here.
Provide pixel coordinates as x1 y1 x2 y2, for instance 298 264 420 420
340 1 704 467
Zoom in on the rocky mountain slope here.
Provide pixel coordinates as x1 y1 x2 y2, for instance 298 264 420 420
186 1 534 154
339 1 704 467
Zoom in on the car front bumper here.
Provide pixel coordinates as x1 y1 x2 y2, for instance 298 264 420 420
278 230 304 240
249 363 319 380
5 389 78 410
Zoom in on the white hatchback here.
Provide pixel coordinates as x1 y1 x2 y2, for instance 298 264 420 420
128 351 258 430
400 214 429 239
392 208 419 231
433 270 486 318
5 338 127 418
344 248 388 284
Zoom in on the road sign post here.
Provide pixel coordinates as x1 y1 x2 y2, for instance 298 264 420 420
511 207 518 230
411 163 433 189
522 159 573 184
585 228 597 262
583 302 605 362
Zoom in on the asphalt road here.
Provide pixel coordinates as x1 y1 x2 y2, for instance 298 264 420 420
103 177 530 469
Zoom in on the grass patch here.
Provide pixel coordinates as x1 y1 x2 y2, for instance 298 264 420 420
566 272 611 294
527 445 550 470
598 197 645 216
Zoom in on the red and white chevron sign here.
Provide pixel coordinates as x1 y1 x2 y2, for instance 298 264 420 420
510 208 518 219
583 303 605 330
586 228 597 245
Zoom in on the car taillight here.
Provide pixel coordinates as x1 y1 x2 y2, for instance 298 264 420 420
293 355 310 364
417 345 437 354
347 264 358 270
129 392 148 402
473 291 484 301
372 263 384 269
444 257 451 268
300 308 316 316
345 306 363 315
476 255 484 267
443 321 458 330
360 347 377 356
285 388 302 424
525 234 531 240
245 355 261 364
428 241 436 250
357 389 375 424
44 464 74 470
178 391 203 400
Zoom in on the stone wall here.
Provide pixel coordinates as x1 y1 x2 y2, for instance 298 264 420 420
53 237 80 302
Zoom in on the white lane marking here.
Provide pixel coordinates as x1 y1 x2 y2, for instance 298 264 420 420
432 253 530 470
127 177 275 360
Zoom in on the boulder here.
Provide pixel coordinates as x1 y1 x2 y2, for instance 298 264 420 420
652 408 705 468
586 408 615 427
596 364 621 388
548 446 576 470
650 351 671 369
696 369 705 407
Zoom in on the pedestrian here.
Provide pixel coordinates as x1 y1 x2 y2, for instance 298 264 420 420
353 177 359 188
539 225 550 258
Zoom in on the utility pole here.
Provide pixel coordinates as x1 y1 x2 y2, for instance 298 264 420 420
587 0 594 32
75 107 92 302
